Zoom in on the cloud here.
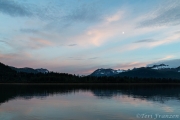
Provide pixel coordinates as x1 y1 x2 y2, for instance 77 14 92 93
148 59 180 68
0 52 38 68
73 58 83 60
106 11 124 23
0 0 62 20
3 36 54 51
174 31 180 34
1 1 180 75
134 39 155 43
148 33 180 47
69 9 130 46
0 53 28 60
64 3 102 23
113 62 149 70
138 1 180 27
89 57 98 59
157 55 175 61
20 29 39 33
114 32 180 53
0 40 5 42
0 40 9 44
68 44 77 46
28 37 54 49
0 0 32 17
68 56 84 60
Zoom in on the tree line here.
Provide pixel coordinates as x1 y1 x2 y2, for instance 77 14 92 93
0 72 180 83
0 62 180 83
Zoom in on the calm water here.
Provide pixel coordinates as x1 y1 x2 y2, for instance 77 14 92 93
0 85 180 120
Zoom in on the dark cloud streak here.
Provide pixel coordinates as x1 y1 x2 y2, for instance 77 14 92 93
0 0 32 17
174 31 180 34
0 0 62 20
20 29 39 33
64 3 102 23
68 44 77 46
134 39 155 43
89 57 98 59
138 1 180 27
0 40 11 46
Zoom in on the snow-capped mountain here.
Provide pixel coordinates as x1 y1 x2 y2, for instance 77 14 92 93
176 67 180 72
148 59 180 68
150 64 170 70
36 68 49 73
90 65 180 78
149 64 180 72
90 68 125 76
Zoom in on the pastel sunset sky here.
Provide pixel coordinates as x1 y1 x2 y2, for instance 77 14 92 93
0 0 180 75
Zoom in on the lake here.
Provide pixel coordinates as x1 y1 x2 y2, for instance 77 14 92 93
0 85 180 120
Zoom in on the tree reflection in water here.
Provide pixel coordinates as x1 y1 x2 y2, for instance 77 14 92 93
0 85 180 105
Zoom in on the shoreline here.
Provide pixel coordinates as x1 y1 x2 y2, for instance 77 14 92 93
0 83 180 85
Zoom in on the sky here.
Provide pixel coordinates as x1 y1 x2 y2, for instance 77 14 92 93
0 0 180 75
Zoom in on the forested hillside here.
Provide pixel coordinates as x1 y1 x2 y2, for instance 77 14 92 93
0 62 180 83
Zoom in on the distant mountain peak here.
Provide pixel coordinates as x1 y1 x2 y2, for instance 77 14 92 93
90 68 125 76
147 59 180 68
36 68 49 73
150 64 170 70
10 67 49 74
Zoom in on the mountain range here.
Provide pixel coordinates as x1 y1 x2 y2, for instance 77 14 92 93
90 64 180 79
90 68 125 76
1 62 180 79
10 67 49 74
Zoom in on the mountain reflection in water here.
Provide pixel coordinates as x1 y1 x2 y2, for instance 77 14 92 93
0 85 180 120
0 85 180 104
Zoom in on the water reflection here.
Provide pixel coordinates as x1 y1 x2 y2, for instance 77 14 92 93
92 85 180 103
0 85 180 120
0 85 180 104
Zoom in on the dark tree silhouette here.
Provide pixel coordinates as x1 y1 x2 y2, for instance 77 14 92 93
0 62 180 83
